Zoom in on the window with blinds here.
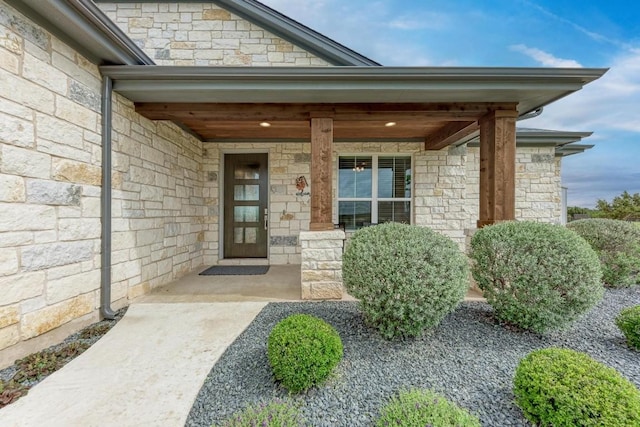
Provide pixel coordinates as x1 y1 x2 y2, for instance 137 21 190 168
338 155 411 230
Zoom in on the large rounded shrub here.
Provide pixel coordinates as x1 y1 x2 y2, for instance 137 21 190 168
470 221 603 333
342 223 469 339
375 389 481 427
616 305 640 350
267 314 342 393
567 218 640 287
514 348 640 426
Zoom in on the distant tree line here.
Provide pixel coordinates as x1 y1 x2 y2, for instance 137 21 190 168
568 191 640 221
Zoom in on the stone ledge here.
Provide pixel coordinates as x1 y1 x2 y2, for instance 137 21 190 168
299 230 345 241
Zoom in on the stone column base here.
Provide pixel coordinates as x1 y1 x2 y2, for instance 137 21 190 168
300 230 345 300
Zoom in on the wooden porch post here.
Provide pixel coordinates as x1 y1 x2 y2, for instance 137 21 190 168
477 109 518 228
310 117 334 231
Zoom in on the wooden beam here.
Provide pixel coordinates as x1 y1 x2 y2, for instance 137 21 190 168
424 121 478 150
477 109 518 228
135 102 518 122
310 117 334 231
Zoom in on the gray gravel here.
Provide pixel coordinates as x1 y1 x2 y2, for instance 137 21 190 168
187 288 640 427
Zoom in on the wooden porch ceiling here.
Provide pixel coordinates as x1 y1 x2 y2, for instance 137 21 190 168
135 102 518 150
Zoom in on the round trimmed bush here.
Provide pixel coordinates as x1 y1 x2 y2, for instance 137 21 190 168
342 222 469 339
567 218 640 287
616 305 640 350
267 314 342 393
375 389 481 427
220 399 305 427
514 348 640 426
470 221 604 333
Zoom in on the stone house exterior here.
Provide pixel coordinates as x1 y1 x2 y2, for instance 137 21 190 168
0 0 604 366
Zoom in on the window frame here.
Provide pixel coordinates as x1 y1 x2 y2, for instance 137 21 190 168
336 153 413 230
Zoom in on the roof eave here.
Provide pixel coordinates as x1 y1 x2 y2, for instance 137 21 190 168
5 0 153 65
99 65 608 116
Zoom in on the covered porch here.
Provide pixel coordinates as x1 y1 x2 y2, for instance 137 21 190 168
100 66 605 300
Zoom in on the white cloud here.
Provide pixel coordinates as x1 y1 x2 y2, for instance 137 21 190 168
510 44 583 68
525 48 640 133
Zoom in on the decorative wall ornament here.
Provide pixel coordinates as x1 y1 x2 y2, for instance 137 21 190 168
296 175 310 196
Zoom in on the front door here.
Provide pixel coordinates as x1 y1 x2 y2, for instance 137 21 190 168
224 153 268 258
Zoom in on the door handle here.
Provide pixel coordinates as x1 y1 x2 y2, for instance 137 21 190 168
264 208 268 230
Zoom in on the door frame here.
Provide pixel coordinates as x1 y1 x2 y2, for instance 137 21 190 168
219 149 270 261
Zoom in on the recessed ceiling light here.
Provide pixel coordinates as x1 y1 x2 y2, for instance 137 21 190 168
385 122 397 127
260 122 271 127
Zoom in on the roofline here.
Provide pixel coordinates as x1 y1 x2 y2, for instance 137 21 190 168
93 0 380 66
5 0 154 65
99 65 607 82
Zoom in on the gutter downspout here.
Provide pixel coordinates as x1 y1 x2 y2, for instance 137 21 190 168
100 75 116 320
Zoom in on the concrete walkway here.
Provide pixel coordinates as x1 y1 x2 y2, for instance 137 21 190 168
0 302 266 427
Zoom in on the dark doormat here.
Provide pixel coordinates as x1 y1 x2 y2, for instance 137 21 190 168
199 265 270 276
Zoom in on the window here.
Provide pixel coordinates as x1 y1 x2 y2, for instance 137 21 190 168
338 155 411 230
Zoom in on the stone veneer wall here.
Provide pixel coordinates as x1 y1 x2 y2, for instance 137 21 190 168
0 1 205 363
201 142 311 265
98 2 331 66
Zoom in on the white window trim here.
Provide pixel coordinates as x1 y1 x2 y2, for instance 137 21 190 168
336 153 413 228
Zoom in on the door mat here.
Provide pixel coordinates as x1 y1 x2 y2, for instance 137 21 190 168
199 265 270 276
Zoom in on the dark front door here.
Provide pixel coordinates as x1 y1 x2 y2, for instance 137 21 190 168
224 153 268 258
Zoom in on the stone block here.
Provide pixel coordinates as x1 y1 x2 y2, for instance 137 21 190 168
0 145 50 178
55 96 97 132
0 248 18 276
270 236 298 247
58 218 101 240
0 305 19 329
0 111 35 148
46 270 100 304
23 53 68 95
0 68 55 115
299 230 346 241
0 325 20 349
0 26 22 54
0 202 56 232
128 281 151 300
52 158 101 186
21 241 94 271
310 282 343 300
26 179 82 205
302 270 336 282
21 293 94 339
0 174 25 202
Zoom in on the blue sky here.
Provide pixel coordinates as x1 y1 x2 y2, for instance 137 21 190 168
262 0 640 207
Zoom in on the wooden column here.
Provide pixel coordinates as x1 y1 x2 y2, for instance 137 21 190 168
477 109 518 228
310 117 334 231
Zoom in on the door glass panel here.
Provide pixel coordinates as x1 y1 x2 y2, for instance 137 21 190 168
234 164 260 180
234 206 259 222
244 227 257 244
338 156 372 198
338 201 372 230
234 227 244 244
378 201 411 224
234 185 259 201
378 156 411 198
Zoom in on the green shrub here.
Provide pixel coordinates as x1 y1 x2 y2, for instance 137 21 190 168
375 388 481 427
470 221 603 333
267 314 342 393
219 399 305 427
514 348 640 426
567 218 640 287
616 305 640 350
342 223 469 339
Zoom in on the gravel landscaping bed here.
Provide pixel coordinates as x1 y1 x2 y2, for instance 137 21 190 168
187 288 640 427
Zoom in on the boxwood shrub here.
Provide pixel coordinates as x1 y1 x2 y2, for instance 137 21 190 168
219 399 305 427
514 348 640 426
267 314 342 393
567 218 640 287
342 223 469 339
470 221 603 333
616 305 640 350
375 388 480 427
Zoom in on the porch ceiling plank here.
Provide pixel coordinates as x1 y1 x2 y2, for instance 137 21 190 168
424 121 479 150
